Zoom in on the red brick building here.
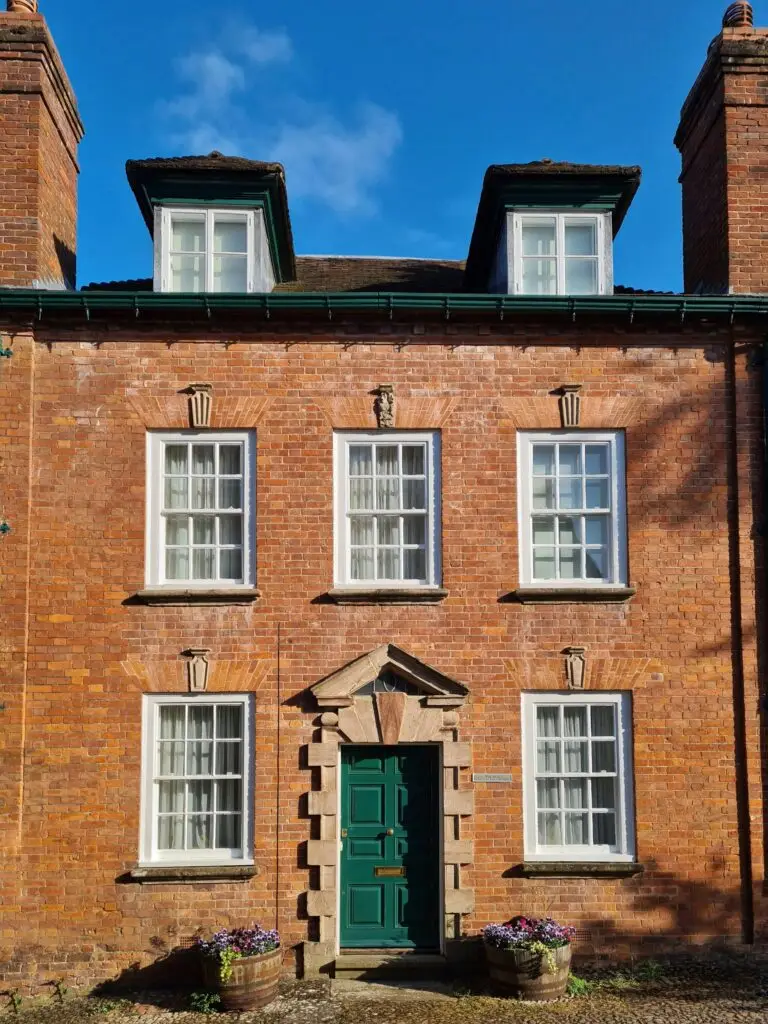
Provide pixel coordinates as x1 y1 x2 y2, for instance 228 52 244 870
1 0 768 991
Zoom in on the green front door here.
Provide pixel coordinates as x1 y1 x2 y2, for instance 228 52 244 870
340 745 440 949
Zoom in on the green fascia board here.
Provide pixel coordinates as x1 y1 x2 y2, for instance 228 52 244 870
2 289 768 322
501 181 632 222
133 173 295 283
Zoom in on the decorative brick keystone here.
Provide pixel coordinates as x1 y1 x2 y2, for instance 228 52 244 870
373 384 395 428
182 648 211 693
558 384 582 428
564 646 587 690
185 383 213 428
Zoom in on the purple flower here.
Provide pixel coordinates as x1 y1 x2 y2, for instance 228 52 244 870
483 916 576 951
197 924 280 961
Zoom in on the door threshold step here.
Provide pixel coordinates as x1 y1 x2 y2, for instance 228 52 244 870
335 951 449 980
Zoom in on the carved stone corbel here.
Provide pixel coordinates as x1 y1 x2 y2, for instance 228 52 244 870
558 385 582 428
564 646 587 689
374 384 395 428
182 648 211 692
185 383 214 428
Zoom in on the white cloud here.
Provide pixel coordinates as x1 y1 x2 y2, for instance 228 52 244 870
157 25 402 216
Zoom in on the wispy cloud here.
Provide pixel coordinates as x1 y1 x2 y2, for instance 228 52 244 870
157 24 402 217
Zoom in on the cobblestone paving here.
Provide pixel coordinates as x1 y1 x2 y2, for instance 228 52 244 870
5 954 768 1024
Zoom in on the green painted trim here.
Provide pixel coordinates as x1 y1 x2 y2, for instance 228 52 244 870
2 290 768 321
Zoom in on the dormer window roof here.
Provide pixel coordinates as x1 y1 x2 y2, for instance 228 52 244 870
125 153 296 293
464 161 641 295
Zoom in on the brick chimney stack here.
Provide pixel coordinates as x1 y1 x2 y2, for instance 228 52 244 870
0 2 83 288
675 3 768 293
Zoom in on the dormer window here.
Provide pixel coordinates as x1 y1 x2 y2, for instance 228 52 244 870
157 208 264 294
513 212 610 296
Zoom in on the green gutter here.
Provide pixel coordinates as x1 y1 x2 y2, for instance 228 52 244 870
2 290 768 320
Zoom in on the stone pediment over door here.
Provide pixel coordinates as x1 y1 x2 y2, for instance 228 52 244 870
310 644 469 744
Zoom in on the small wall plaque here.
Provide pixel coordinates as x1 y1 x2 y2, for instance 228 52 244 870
472 773 513 784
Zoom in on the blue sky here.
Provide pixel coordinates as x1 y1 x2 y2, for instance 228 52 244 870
45 0 737 292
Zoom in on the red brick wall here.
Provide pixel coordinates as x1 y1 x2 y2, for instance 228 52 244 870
0 324 764 990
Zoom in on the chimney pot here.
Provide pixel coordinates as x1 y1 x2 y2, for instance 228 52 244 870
722 2 753 27
6 1 38 12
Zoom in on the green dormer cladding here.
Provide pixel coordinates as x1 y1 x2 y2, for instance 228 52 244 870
126 153 296 293
465 162 641 296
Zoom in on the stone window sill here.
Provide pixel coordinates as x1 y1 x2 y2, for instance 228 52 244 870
130 588 261 606
326 587 449 605
519 861 643 878
128 864 259 883
504 587 636 605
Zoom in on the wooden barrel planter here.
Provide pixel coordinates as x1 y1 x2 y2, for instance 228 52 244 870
484 941 571 1001
201 946 283 1011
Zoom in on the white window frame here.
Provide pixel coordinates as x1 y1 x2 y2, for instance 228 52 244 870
145 430 256 590
333 431 441 589
155 207 258 293
517 430 627 589
510 211 613 296
139 693 254 866
522 692 635 863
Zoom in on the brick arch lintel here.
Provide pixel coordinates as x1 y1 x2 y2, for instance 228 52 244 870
125 393 273 429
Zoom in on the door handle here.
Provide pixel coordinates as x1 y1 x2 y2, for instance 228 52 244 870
340 828 348 838
386 828 394 836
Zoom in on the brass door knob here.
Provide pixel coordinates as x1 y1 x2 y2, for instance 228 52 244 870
386 828 394 836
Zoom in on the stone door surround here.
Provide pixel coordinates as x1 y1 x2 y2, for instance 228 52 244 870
302 644 473 978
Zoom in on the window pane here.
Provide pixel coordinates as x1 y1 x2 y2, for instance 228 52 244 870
564 779 587 809
189 706 213 739
559 548 582 580
216 705 242 739
591 777 616 810
187 741 213 775
532 479 554 510
402 446 425 475
558 516 580 545
350 517 374 545
216 779 242 813
158 816 184 850
166 516 189 546
351 548 374 580
537 779 559 809
558 445 581 475
564 814 588 844
586 479 609 510
559 478 582 509
192 445 215 474
565 223 597 256
564 741 588 772
563 706 587 737
349 478 373 510
165 548 189 580
349 445 372 476
219 549 243 580
585 550 608 580
193 548 215 580
214 221 247 253
165 444 188 474
165 477 188 510
378 548 400 580
537 813 562 845
219 515 242 545
172 219 204 252
188 780 213 813
522 222 556 256
376 446 399 474
193 516 215 545
404 548 426 580
376 477 399 510
171 254 205 292
532 517 555 545
219 479 242 509
565 259 599 295
219 445 242 475
158 741 185 776
591 706 615 737
216 742 242 776
187 815 212 850
159 706 186 739
536 707 559 738
585 516 608 545
191 478 215 510
403 517 426 546
402 479 426 509
216 815 242 849
585 445 608 475
214 255 248 293
532 445 555 475
533 548 556 579
592 741 616 773
377 517 399 545
537 741 560 773
593 813 617 845
522 258 557 295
